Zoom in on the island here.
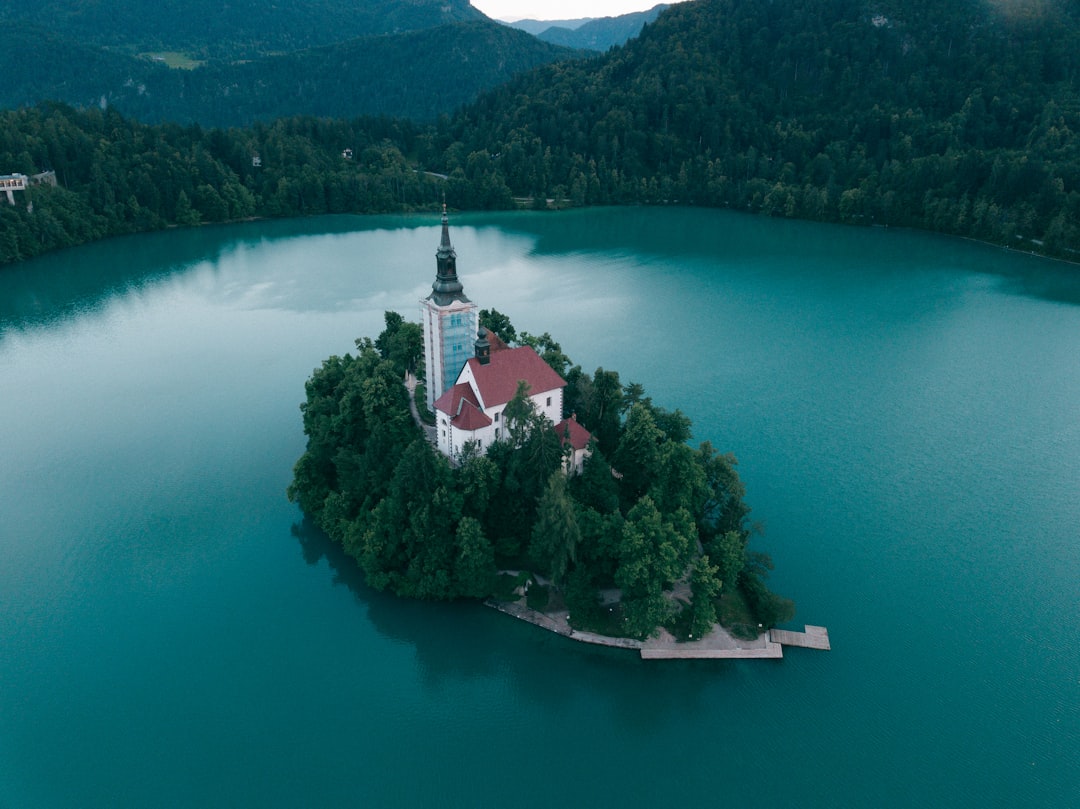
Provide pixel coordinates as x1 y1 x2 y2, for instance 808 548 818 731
288 210 816 656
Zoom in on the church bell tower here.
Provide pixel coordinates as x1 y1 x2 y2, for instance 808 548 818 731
421 205 478 411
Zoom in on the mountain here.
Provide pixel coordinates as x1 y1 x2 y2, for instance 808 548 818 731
3 0 1078 265
534 5 669 51
0 22 580 126
0 0 484 60
436 0 1080 255
507 18 595 36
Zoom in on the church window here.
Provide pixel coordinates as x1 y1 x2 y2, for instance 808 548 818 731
546 397 552 407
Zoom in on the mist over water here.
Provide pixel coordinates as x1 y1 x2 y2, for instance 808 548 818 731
2 209 1077 807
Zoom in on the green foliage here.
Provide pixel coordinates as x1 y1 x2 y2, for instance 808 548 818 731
0 20 579 127
479 308 517 344
436 0 1080 259
529 472 581 586
688 554 722 640
0 104 449 266
708 530 746 596
0 0 485 62
739 552 796 630
502 380 536 447
8 0 1079 265
612 403 664 506
454 517 496 599
526 582 551 611
286 313 792 634
376 311 423 377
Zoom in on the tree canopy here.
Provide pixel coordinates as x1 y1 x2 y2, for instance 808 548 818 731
288 312 792 638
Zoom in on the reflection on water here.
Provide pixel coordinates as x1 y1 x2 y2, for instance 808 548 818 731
1 208 1077 808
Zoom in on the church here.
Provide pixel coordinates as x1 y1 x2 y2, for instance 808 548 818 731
420 207 591 470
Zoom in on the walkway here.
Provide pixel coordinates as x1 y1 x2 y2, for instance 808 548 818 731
404 372 436 446
484 598 827 660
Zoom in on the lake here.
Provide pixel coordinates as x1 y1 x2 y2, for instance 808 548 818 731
1 208 1078 807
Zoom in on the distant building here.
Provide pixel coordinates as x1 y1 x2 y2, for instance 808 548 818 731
31 171 57 187
555 415 593 474
1 173 28 205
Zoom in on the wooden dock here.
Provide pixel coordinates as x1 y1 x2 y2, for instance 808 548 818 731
640 644 783 660
769 625 831 650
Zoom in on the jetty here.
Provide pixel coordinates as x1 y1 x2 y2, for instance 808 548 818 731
770 624 831 650
486 598 829 660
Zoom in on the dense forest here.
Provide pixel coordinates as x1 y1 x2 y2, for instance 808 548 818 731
287 312 792 639
433 0 1080 255
0 0 483 60
2 0 1079 266
0 22 580 126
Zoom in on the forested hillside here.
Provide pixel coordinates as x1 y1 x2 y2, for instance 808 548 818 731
534 5 669 51
0 22 580 127
0 0 483 60
3 0 1078 266
432 0 1080 255
0 105 447 264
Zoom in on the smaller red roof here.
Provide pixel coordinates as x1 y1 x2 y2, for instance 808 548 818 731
554 415 592 451
433 381 480 416
452 398 493 431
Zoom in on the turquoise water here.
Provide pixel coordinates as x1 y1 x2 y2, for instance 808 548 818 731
1 209 1077 807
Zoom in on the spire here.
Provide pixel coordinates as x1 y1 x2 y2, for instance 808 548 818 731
428 203 470 306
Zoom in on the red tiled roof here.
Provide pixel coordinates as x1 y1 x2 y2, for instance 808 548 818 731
433 381 480 416
554 416 592 450
452 398 492 431
487 330 511 353
465 346 565 408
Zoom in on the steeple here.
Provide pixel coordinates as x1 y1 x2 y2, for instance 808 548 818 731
428 204 469 306
420 203 479 412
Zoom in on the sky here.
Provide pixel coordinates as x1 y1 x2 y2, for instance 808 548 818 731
470 0 689 23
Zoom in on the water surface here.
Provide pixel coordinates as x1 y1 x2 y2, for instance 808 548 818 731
2 209 1077 807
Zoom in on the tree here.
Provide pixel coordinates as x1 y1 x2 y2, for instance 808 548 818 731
615 496 693 638
455 517 496 598
375 312 423 377
529 472 581 586
697 442 750 542
174 189 200 226
708 530 745 596
688 554 721 639
502 380 535 446
479 308 517 344
612 403 663 506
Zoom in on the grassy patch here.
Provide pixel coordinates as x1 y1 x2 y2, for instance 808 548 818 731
492 572 527 601
140 52 206 70
664 599 693 642
526 583 550 611
568 600 636 639
718 589 761 640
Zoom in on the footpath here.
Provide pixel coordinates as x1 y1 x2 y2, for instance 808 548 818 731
486 596 829 660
